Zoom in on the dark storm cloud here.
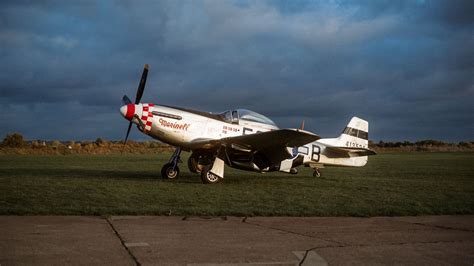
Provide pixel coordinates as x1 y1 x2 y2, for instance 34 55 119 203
0 0 472 141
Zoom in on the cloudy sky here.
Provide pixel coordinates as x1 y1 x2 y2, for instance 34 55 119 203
1 0 473 141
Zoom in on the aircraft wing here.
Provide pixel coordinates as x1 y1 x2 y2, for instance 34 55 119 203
186 138 221 150
224 129 320 163
223 129 319 149
187 129 320 163
324 146 377 158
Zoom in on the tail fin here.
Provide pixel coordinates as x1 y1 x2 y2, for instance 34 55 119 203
338 117 369 149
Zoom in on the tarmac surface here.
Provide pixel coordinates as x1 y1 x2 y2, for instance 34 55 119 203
0 215 473 265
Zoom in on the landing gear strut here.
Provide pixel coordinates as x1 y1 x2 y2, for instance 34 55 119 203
313 168 321 178
161 148 182 179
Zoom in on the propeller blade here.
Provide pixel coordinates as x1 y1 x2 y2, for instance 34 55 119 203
123 121 133 148
122 64 149 153
122 95 132 105
135 64 149 104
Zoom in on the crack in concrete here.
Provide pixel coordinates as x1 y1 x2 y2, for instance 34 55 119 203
104 216 141 266
182 216 228 221
388 218 474 233
105 216 474 265
242 217 346 246
242 217 474 254
298 248 311 266
298 248 312 266
409 221 474 233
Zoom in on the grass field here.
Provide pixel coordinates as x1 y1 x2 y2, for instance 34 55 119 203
0 152 473 216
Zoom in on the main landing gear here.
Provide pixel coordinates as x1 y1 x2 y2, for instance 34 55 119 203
161 148 182 179
187 150 222 184
199 148 226 184
200 165 221 184
187 152 212 174
161 148 222 184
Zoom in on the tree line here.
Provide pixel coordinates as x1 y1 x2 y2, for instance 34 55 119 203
1 133 473 152
370 140 473 148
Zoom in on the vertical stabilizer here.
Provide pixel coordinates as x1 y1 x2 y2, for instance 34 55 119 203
314 117 374 167
338 117 369 148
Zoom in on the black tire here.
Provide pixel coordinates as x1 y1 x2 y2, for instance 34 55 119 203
187 155 199 173
188 152 212 174
161 163 180 179
200 165 221 184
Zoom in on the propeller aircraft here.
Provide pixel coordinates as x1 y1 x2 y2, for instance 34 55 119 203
120 64 376 184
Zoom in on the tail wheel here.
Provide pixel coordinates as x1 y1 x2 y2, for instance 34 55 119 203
161 163 180 179
200 166 221 184
313 169 321 178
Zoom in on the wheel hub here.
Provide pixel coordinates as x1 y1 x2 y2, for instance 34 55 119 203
167 168 177 178
207 172 219 182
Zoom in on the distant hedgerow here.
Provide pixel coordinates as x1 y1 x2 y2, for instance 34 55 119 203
1 133 25 148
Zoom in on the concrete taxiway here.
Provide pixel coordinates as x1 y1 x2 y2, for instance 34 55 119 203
1 215 473 265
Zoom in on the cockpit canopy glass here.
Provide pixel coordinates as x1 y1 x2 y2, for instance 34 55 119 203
219 109 277 126
238 109 277 126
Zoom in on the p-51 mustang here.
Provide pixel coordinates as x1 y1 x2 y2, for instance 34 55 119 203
120 64 376 184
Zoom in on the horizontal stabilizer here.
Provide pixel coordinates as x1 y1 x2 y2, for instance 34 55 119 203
325 146 376 158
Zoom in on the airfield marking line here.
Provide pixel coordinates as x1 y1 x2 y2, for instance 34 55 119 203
104 216 141 266
241 217 346 247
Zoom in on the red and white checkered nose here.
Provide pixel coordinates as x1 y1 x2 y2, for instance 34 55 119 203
119 104 135 121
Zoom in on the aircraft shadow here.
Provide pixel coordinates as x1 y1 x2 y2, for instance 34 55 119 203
0 168 312 184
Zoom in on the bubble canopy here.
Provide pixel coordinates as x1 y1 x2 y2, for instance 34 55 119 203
219 109 277 126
